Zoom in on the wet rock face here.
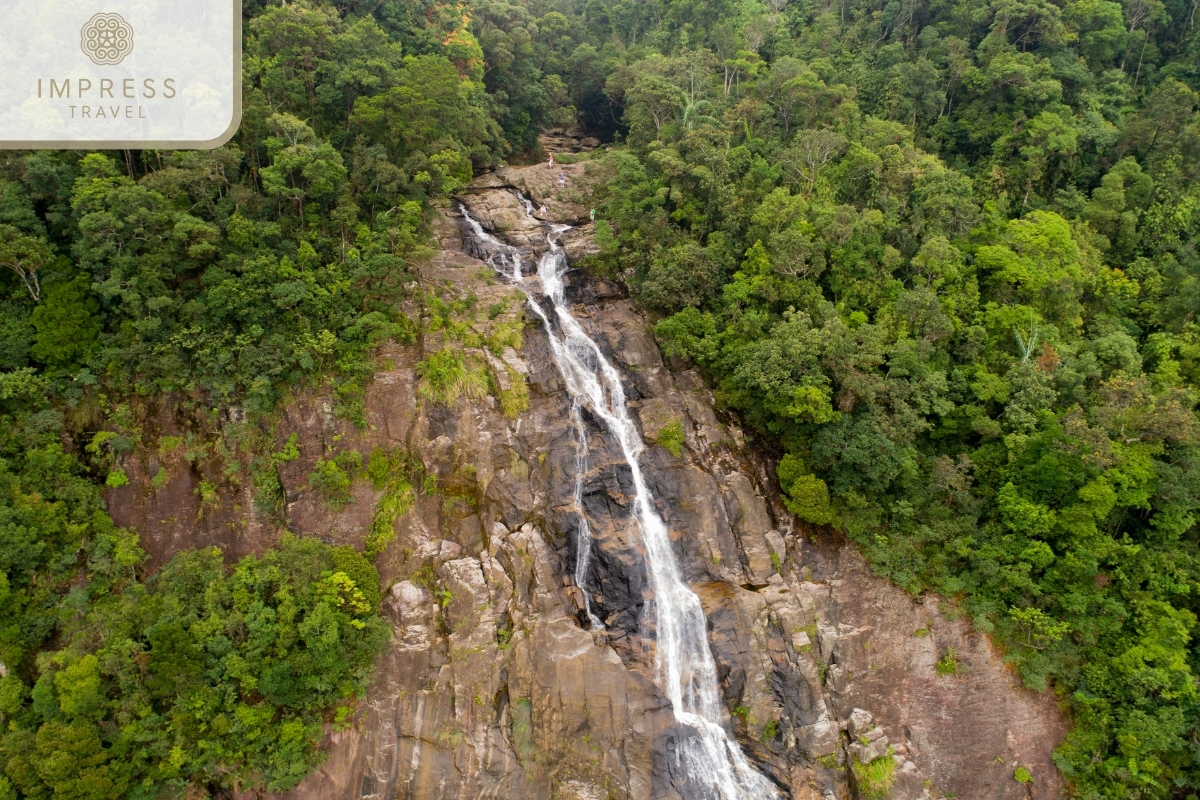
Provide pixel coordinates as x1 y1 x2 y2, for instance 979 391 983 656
110 166 1068 800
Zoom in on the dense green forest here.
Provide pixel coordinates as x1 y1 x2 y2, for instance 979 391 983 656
0 0 1198 795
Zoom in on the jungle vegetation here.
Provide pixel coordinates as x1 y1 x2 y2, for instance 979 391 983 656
1 0 1199 795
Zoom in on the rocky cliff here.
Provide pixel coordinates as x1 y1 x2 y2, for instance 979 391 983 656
107 161 1069 800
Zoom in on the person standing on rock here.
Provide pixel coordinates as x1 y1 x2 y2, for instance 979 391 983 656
548 152 554 168
559 171 567 188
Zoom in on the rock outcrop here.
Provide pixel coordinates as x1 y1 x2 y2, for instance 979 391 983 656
107 163 1069 800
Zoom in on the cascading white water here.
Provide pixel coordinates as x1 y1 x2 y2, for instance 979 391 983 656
569 400 604 630
459 200 780 799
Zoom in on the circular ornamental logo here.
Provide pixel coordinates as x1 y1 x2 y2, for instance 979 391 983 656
80 13 134 65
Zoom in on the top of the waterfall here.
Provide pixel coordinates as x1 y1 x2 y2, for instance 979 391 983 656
0 0 241 148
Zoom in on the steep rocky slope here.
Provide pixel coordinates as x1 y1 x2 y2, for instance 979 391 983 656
106 163 1068 800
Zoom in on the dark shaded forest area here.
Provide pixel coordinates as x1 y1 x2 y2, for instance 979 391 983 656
1 0 1198 795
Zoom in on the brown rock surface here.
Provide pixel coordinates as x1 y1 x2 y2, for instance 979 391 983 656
538 127 602 155
807 545 1068 798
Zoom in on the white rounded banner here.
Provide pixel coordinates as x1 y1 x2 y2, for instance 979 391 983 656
0 0 240 149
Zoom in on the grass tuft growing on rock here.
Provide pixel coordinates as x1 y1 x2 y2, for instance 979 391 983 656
936 646 962 677
816 753 839 770
485 318 524 354
417 348 488 407
512 697 538 764
655 418 685 458
365 447 422 559
493 365 529 419
852 751 896 799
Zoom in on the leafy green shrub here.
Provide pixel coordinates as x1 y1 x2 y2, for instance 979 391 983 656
274 432 301 463
150 466 170 490
196 479 220 508
1014 765 1033 784
637 241 724 314
309 450 362 510
331 545 383 612
777 455 837 525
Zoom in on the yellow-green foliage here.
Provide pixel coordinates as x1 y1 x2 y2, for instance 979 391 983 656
5 532 389 798
368 478 414 559
424 289 479 341
655 418 685 458
417 348 488 407
485 319 524 354
196 479 219 508
273 432 300 464
309 450 362 510
852 751 896 799
495 367 529 419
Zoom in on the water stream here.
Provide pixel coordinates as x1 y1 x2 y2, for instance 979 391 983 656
458 198 780 800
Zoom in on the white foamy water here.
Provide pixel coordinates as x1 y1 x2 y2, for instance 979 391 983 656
459 200 780 799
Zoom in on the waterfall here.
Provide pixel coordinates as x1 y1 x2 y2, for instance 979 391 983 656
458 200 780 800
569 399 604 630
